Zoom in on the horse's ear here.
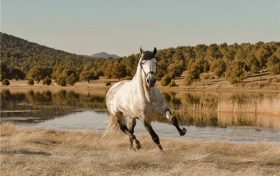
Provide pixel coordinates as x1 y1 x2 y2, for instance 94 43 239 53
153 47 157 56
140 47 144 54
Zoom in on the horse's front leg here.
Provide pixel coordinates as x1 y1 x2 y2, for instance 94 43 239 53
143 120 163 151
164 108 186 136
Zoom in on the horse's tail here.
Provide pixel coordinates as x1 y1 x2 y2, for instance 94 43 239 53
102 115 121 139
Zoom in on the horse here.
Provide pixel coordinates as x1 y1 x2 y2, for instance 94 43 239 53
105 47 186 151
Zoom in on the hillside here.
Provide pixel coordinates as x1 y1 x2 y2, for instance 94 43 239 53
0 32 97 71
1 32 280 88
91 52 119 58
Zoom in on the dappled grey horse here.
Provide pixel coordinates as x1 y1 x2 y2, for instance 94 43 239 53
105 47 186 151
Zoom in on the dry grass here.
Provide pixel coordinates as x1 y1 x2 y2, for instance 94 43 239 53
1 123 280 176
2 73 280 94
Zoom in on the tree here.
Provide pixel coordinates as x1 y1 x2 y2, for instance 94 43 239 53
254 47 272 68
43 77 52 85
210 60 227 77
10 68 25 80
112 62 127 79
169 79 177 87
28 67 52 82
206 44 222 59
2 79 10 86
225 61 247 83
57 77 66 86
80 70 99 82
245 54 260 73
267 55 280 74
161 74 172 86
65 74 78 85
0 63 9 80
28 79 34 85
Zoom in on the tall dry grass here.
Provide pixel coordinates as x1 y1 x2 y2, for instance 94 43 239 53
0 123 279 176
167 92 280 129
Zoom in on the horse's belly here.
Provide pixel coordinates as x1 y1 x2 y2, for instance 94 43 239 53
143 103 165 121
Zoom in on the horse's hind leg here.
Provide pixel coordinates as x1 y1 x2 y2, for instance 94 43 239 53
143 121 163 151
116 112 139 150
127 117 141 149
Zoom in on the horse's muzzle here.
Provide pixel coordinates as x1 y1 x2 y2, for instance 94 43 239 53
146 74 156 87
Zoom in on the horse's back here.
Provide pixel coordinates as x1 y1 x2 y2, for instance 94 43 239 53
106 80 129 114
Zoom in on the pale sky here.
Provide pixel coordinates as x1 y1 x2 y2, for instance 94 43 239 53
1 0 280 56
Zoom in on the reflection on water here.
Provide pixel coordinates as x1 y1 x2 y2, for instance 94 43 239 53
164 92 280 129
30 111 280 142
1 90 280 130
1 90 106 122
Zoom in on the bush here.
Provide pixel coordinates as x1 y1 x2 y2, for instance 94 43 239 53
161 74 172 86
105 82 111 86
65 74 77 85
169 79 177 87
184 65 201 86
2 79 10 86
28 79 34 85
267 55 280 74
80 70 99 82
210 60 227 77
57 77 66 86
184 73 193 85
43 77 52 85
225 61 247 83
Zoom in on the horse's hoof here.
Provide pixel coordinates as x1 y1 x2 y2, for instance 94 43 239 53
135 140 141 149
179 127 187 136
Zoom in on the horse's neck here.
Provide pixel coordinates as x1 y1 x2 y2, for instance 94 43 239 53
132 63 153 102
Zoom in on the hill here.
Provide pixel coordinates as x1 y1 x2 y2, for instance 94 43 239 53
1 32 279 87
91 52 119 59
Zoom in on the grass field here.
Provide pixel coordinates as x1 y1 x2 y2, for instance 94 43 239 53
1 123 279 176
1 71 280 93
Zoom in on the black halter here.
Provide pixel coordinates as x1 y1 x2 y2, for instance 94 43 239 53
139 50 157 76
140 62 155 77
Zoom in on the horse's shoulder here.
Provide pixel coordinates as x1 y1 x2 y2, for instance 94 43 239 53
152 88 163 98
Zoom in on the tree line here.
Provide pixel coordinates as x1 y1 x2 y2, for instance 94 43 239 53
1 32 280 86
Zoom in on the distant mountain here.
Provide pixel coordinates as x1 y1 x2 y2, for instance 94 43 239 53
91 52 119 59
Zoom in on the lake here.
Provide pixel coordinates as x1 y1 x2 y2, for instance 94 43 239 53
1 89 279 142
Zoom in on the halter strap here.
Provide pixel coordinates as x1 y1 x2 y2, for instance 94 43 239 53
140 62 155 77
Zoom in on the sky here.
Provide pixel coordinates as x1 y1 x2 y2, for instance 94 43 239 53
1 0 280 56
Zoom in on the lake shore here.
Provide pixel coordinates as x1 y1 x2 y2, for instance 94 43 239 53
1 76 280 94
1 123 279 176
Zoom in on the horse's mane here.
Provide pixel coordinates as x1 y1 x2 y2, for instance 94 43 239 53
141 51 157 60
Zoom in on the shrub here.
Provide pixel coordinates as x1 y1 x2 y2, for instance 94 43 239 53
184 65 201 86
210 59 227 77
169 79 177 87
43 77 52 85
2 79 10 86
65 74 77 85
161 74 172 86
225 61 247 83
203 74 215 80
105 82 111 86
80 70 99 82
267 55 280 74
57 77 66 86
184 73 193 85
28 79 34 85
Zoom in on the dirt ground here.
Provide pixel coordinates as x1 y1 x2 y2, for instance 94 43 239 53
0 123 279 176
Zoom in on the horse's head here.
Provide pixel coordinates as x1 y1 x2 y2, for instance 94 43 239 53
140 47 157 87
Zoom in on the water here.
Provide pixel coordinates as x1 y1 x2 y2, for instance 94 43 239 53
1 89 280 142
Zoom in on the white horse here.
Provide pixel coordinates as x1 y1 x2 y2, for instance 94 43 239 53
105 47 186 151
